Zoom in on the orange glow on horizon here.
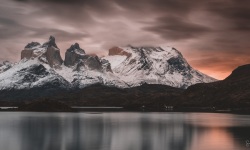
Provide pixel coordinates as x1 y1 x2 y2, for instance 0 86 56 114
197 69 230 80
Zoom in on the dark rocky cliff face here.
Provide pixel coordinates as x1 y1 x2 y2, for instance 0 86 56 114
45 46 63 68
167 56 190 71
83 55 102 70
42 36 58 49
101 59 113 72
21 42 42 59
64 43 85 66
109 46 132 57
43 36 63 67
21 50 34 60
64 43 112 72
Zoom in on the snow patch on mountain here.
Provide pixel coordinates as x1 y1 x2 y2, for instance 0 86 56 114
54 65 75 83
0 59 70 90
54 63 127 88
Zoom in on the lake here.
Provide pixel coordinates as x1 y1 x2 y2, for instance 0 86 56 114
0 112 249 150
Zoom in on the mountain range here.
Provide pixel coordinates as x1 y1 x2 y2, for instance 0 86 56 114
0 36 249 110
0 36 215 91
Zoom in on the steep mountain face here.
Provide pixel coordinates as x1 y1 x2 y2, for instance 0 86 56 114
0 58 71 101
64 43 86 66
0 59 70 90
64 43 112 72
21 36 63 68
59 42 126 88
104 46 216 88
179 64 250 107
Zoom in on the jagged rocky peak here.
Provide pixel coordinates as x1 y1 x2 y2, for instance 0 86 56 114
73 54 113 72
21 42 42 59
42 36 58 49
68 43 85 54
64 43 112 72
21 36 63 68
40 36 63 68
25 42 41 49
85 55 113 72
64 43 86 66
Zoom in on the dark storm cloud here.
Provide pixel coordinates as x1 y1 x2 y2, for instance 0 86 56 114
144 16 212 40
207 0 250 22
15 0 97 3
142 0 250 39
0 17 26 38
0 17 89 40
30 29 89 42
0 0 249 79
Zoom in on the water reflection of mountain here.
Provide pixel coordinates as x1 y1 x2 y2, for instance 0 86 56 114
18 114 110 150
15 113 195 150
0 113 249 150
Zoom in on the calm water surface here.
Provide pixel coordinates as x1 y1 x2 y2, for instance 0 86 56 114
0 112 250 150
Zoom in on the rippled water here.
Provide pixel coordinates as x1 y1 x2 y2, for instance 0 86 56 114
0 112 250 150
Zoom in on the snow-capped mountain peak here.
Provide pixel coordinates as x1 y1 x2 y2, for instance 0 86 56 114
104 45 216 88
42 36 58 49
67 43 85 55
0 58 70 90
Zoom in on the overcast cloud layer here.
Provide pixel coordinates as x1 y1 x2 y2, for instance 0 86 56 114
0 0 249 79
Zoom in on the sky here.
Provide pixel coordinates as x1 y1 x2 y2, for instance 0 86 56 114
0 0 249 79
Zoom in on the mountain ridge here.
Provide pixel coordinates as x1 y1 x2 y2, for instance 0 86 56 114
178 64 250 107
0 36 216 94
